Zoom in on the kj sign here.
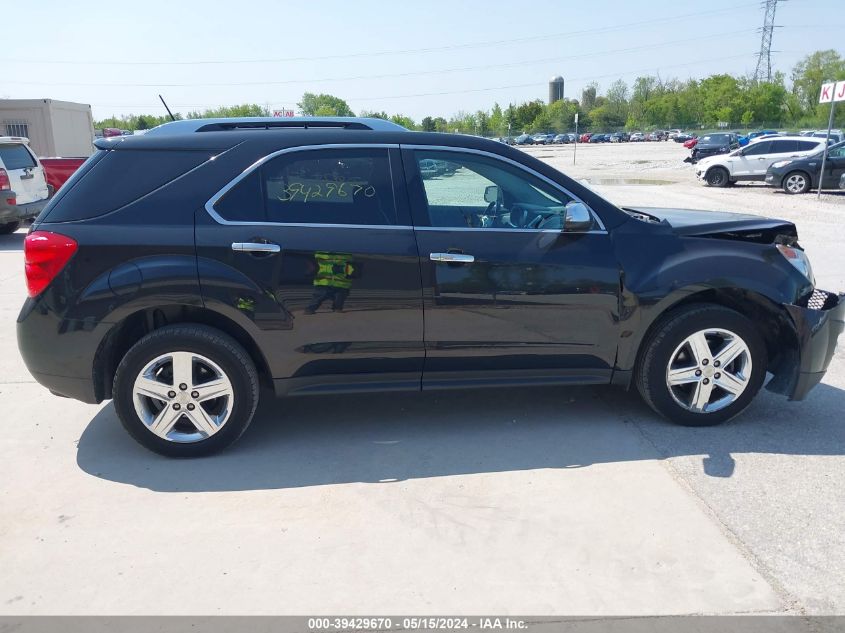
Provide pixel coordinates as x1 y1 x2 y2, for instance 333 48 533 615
819 81 845 103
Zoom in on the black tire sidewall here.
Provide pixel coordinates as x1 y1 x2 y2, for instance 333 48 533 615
706 167 729 187
638 306 767 427
113 326 259 457
0 221 21 235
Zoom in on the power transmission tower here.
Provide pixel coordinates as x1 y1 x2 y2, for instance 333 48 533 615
754 0 781 82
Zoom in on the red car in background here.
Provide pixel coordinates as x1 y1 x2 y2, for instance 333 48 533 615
579 132 593 143
683 137 698 149
39 157 86 196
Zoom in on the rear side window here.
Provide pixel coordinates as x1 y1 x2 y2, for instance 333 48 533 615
44 149 211 222
213 148 399 226
769 140 798 154
0 144 36 170
796 140 821 152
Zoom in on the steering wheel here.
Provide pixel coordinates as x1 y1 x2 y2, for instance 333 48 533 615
526 214 544 229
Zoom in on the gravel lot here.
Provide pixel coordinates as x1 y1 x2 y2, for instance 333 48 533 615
0 142 843 616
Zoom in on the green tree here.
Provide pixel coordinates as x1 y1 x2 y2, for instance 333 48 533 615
421 116 436 132
390 114 416 129
297 93 354 117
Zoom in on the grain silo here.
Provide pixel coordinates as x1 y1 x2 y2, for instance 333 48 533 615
548 76 565 104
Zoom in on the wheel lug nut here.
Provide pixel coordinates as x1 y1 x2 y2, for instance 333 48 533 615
702 378 710 385
191 391 199 399
714 361 720 367
702 359 709 366
187 403 195 411
179 383 188 391
714 372 721 379
695 370 702 377
172 403 181 410
168 391 176 398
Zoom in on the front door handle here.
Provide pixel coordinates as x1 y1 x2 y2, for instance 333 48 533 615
232 242 281 254
430 252 475 263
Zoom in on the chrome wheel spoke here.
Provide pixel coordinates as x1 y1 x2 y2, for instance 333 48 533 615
171 352 194 390
135 377 172 402
667 366 700 385
149 405 182 436
714 338 745 368
687 332 712 365
689 379 714 413
184 406 219 437
193 378 233 403
716 370 747 395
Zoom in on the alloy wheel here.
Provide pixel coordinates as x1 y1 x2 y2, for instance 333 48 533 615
785 174 807 194
665 328 752 414
132 351 234 443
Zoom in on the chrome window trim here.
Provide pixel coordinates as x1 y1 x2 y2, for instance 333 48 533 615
402 144 608 233
205 142 608 234
205 143 402 227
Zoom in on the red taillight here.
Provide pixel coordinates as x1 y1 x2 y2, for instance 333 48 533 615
24 231 78 298
0 168 10 191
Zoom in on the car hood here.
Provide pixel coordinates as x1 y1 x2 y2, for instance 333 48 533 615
624 207 797 242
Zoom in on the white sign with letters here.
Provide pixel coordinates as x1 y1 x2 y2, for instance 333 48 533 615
819 81 845 103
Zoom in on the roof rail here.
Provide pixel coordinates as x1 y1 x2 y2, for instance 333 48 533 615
143 117 407 137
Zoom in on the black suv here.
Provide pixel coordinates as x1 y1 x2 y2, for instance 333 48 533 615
685 132 740 163
17 117 845 456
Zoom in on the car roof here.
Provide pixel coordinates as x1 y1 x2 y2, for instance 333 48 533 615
0 136 30 145
747 134 824 144
143 116 407 137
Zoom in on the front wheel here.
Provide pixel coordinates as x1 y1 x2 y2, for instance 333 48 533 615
782 171 810 194
705 167 731 187
113 324 260 457
636 305 767 426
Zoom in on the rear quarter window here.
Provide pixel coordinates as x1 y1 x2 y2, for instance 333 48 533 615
0 144 37 170
43 149 212 222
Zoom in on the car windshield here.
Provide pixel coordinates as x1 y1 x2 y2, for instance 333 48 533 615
699 134 730 144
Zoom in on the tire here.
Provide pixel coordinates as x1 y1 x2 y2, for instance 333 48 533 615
782 171 811 194
636 304 767 427
113 324 260 457
705 167 731 188
0 221 21 235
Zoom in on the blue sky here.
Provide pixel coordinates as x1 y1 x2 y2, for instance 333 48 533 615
2 0 842 121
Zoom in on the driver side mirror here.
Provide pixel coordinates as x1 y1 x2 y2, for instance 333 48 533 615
483 185 500 204
563 202 594 232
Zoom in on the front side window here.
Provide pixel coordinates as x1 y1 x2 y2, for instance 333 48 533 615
742 141 771 156
214 148 398 226
413 150 585 231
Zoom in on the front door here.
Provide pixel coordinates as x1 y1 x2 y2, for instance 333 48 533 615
196 146 424 395
402 147 621 388
821 145 845 188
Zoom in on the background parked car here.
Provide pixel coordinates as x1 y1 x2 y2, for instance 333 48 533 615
531 133 552 145
579 132 593 143
695 136 827 187
685 133 740 163
553 134 571 144
610 132 629 143
765 140 845 194
809 130 845 144
39 157 86 196
0 136 50 234
683 136 699 149
630 132 646 142
514 134 532 145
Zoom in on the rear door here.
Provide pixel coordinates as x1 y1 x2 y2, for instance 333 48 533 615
821 144 845 188
197 145 425 395
0 142 48 204
402 146 621 388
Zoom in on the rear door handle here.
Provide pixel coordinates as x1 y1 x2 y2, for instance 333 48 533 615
430 252 475 263
232 242 281 254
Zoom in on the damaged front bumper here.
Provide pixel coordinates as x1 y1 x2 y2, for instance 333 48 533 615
768 290 845 400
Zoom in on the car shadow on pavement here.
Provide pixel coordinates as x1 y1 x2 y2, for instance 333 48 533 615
75 380 845 492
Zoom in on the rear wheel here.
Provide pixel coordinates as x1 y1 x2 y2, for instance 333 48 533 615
705 167 731 187
0 221 21 235
113 324 259 457
783 171 810 194
636 305 767 426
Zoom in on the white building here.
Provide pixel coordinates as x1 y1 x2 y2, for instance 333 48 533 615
0 99 95 157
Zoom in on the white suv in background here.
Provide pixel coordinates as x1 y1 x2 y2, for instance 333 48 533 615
0 136 50 234
695 136 826 187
